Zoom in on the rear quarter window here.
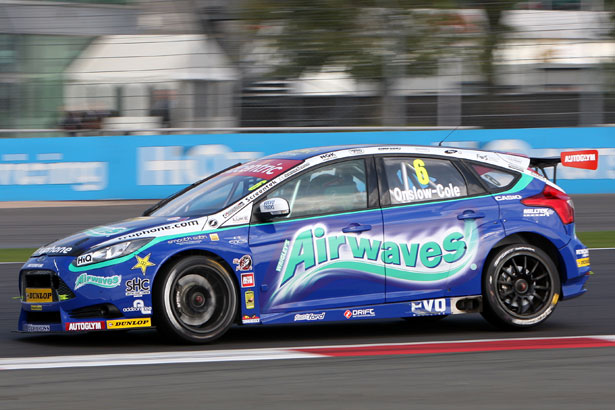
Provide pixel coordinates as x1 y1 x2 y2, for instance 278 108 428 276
469 163 517 191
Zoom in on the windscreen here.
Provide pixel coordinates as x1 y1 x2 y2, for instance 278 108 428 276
150 159 302 217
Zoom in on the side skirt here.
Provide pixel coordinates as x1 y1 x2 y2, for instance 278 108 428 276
255 295 482 325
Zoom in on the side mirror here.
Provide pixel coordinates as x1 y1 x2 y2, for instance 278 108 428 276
259 198 290 218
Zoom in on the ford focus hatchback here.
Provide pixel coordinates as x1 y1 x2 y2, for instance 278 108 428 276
18 145 591 343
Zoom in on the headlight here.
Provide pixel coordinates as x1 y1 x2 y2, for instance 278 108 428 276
73 238 153 267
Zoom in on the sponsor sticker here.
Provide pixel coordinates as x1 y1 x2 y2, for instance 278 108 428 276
131 253 156 275
319 153 337 161
222 201 245 219
229 236 248 245
65 321 106 331
122 299 152 315
249 180 268 191
75 254 93 266
229 214 249 225
107 318 152 329
233 255 252 271
167 235 208 245
85 226 127 237
523 208 554 217
30 305 42 311
25 288 53 303
74 273 121 290
125 277 151 298
225 159 301 179
577 257 590 268
241 273 255 288
261 199 277 212
118 220 200 240
24 324 51 332
576 248 589 258
35 246 72 255
210 233 219 241
276 240 290 272
410 298 447 316
343 308 375 319
277 224 472 289
242 315 260 324
495 194 522 201
390 183 462 203
561 150 598 170
245 291 255 309
293 313 326 322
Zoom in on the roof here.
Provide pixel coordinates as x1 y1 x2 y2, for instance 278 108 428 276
263 144 531 173
65 35 239 84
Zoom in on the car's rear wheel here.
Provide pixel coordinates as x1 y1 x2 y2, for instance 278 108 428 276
154 256 237 343
482 244 560 329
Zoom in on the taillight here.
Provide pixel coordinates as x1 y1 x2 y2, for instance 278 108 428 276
521 185 574 224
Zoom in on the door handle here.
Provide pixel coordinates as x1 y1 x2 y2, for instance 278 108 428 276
457 210 485 220
342 223 372 233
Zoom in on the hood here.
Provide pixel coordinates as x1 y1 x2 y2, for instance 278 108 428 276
33 216 205 257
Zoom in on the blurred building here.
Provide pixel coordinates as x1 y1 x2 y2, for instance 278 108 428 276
0 0 614 134
0 0 139 133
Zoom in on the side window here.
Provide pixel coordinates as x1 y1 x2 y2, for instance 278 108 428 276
469 163 516 191
264 159 367 218
383 157 468 205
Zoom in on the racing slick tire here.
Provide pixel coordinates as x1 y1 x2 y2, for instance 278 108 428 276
481 244 560 329
154 256 238 343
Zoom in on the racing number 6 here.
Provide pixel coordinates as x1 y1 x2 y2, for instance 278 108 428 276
413 159 429 185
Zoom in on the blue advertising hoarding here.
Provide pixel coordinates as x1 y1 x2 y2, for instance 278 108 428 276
0 127 613 201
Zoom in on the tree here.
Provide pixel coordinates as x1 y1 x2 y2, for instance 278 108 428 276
243 0 461 125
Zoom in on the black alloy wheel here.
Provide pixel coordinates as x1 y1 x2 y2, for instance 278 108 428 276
482 244 560 329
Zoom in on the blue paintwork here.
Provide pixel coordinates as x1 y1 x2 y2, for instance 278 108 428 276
17 145 592 334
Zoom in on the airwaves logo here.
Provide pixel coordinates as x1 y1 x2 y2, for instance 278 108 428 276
268 221 479 309
280 224 471 286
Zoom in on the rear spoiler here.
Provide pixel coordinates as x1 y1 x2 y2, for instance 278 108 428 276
530 150 599 184
529 157 561 183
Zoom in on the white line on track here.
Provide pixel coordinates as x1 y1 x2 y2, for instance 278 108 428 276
1 335 614 371
0 349 322 371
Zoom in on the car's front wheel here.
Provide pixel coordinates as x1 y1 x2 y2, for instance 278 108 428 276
482 244 560 329
154 256 238 343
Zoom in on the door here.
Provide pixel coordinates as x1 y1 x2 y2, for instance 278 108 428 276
377 155 501 303
248 158 385 313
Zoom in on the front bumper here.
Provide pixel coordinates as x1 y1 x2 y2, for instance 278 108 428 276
18 256 154 333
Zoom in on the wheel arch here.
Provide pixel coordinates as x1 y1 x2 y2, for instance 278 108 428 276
151 248 241 323
482 232 565 293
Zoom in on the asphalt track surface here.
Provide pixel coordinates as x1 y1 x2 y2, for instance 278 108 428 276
0 251 613 409
0 196 613 409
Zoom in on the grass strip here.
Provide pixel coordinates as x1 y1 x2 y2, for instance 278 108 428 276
576 231 615 249
0 232 612 263
0 248 36 263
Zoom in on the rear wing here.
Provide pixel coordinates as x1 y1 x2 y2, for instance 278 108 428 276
530 150 599 183
529 157 561 183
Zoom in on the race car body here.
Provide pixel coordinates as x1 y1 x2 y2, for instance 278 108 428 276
18 145 592 342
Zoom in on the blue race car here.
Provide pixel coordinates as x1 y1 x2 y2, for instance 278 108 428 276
18 145 592 342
